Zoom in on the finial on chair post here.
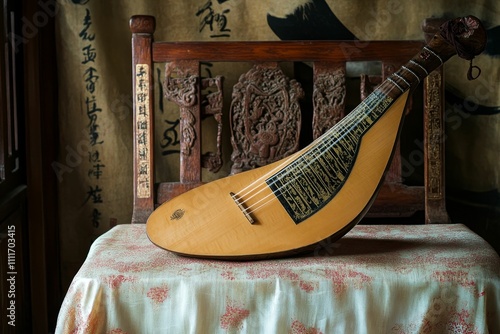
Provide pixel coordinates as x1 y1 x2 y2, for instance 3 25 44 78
130 15 156 35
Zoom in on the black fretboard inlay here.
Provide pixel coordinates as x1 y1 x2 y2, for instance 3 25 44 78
267 91 394 223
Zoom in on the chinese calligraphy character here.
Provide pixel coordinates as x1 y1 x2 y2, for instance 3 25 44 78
137 65 147 77
88 150 101 163
138 104 148 117
91 208 101 228
137 120 148 130
160 119 180 156
137 92 147 104
81 44 97 64
79 8 95 41
84 67 99 93
196 1 231 38
88 122 103 146
139 163 149 175
85 95 101 116
138 147 149 161
137 131 147 146
86 96 103 146
85 185 103 204
88 163 105 179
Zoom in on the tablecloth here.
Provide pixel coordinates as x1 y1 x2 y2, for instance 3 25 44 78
55 223 500 333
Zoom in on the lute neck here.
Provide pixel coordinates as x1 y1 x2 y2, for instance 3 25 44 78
376 15 486 100
315 15 487 148
306 16 487 156
265 15 486 225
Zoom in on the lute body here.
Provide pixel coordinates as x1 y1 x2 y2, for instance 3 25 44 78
147 16 486 259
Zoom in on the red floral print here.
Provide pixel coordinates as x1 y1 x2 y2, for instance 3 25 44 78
289 319 323 334
103 274 136 289
147 285 169 304
324 268 372 294
107 329 128 334
246 267 318 292
220 301 250 331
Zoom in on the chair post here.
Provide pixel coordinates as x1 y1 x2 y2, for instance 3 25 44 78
130 15 155 223
424 67 450 223
422 18 450 223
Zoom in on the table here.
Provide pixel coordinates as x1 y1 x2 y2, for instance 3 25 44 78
56 223 500 333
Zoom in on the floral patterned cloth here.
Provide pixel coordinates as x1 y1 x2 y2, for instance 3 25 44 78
55 224 500 334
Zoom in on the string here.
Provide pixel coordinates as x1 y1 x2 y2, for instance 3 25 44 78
467 59 481 80
243 94 386 216
233 97 365 209
237 80 403 217
233 88 368 199
439 16 484 81
235 88 377 201
236 16 487 218
241 72 415 220
234 82 401 217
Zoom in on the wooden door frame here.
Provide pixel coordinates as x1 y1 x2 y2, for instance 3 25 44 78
22 0 61 331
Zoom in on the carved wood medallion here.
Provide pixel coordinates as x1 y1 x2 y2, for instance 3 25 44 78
230 63 304 174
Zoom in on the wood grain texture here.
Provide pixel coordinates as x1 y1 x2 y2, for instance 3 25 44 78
131 16 155 224
135 15 487 229
153 41 424 63
147 92 409 259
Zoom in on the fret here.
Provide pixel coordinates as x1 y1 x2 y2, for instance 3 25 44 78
424 46 443 64
393 73 411 88
401 66 420 83
387 78 405 93
266 14 482 224
267 14 485 223
410 60 429 75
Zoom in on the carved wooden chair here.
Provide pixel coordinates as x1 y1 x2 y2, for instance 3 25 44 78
131 16 448 225
54 15 500 334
